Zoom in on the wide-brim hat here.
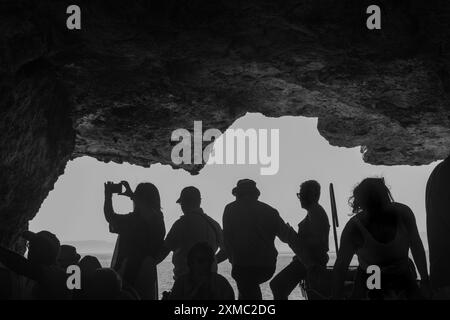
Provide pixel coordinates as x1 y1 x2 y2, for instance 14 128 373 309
232 179 260 196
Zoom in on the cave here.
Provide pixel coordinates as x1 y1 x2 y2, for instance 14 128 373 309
1 0 450 257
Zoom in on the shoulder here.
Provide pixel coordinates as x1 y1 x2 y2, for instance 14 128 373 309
257 201 279 214
170 217 187 230
344 215 364 234
389 202 415 224
204 213 221 227
348 213 364 226
339 215 364 247
311 204 330 223
390 202 413 214
223 202 237 218
224 201 237 211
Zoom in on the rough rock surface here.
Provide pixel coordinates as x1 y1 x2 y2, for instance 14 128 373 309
1 0 450 247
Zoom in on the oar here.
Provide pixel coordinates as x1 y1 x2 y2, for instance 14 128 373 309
329 183 339 254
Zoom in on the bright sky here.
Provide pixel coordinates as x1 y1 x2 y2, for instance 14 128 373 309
30 114 439 252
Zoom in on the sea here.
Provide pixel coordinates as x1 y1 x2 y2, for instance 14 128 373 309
89 252 342 300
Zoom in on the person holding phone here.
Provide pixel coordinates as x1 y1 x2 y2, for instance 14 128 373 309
104 181 166 299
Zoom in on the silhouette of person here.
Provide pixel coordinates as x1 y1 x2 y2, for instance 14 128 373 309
73 255 102 300
158 186 224 280
270 180 330 300
0 230 70 299
84 268 123 300
169 242 235 300
332 178 430 299
57 245 81 270
426 155 450 298
104 181 165 299
220 179 295 300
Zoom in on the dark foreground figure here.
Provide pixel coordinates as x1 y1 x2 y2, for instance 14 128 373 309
169 242 234 300
158 186 224 281
0 231 69 299
220 179 294 300
104 181 166 299
426 156 450 298
270 180 330 300
333 178 430 299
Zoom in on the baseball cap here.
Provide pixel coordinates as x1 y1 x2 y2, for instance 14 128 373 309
176 186 201 204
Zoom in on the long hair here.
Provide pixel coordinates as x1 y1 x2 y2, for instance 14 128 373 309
349 178 393 215
133 182 161 210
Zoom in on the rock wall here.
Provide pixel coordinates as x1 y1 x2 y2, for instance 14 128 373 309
1 0 449 247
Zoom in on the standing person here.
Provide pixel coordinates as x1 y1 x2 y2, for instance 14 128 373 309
104 181 165 299
270 180 330 300
158 186 224 280
332 178 430 300
221 179 295 300
426 156 450 298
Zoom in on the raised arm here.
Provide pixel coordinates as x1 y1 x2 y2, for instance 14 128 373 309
104 182 118 223
332 220 359 299
104 181 134 224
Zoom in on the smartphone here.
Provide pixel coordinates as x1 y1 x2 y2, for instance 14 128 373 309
110 182 123 194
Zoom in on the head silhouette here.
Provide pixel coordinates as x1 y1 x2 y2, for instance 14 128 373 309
87 268 122 300
298 180 321 209
232 179 260 201
133 182 161 215
187 242 215 276
76 255 102 299
22 231 60 266
350 178 393 215
58 245 81 269
177 186 201 214
78 255 101 275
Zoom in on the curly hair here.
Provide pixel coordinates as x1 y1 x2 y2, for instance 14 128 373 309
349 178 393 215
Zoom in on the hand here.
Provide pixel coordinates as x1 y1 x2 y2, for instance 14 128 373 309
104 181 115 197
120 181 134 198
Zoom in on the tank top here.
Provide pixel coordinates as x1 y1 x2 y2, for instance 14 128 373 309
354 215 410 271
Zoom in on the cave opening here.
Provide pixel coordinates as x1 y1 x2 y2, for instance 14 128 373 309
29 113 439 299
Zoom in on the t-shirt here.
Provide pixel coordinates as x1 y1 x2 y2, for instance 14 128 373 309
294 203 330 268
109 210 165 283
223 200 291 268
165 209 223 279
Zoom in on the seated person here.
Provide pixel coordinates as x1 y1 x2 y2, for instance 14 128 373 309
270 180 330 300
332 178 430 299
57 245 81 270
84 267 137 300
0 230 70 300
73 255 101 300
169 242 234 300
